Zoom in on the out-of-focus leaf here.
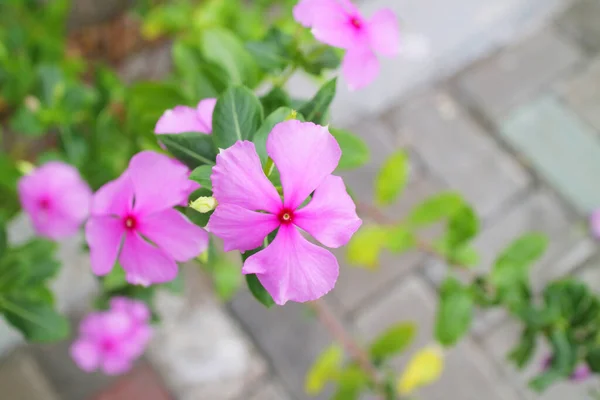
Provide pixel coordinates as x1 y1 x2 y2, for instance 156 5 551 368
397 345 444 396
434 277 473 346
375 150 409 206
369 322 416 364
298 78 336 124
330 128 369 170
305 344 343 395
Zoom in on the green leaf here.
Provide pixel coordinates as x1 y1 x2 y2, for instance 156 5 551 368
331 365 370 400
330 128 370 170
2 295 69 342
201 28 260 87
302 47 342 75
346 225 388 269
447 245 480 267
260 86 291 116
491 233 548 289
369 322 416 364
385 225 416 254
375 150 409 206
189 165 213 190
305 344 343 395
9 106 45 136
245 28 295 73
253 107 294 164
586 347 600 373
246 274 275 308
445 204 479 249
212 86 264 150
407 192 465 227
212 257 242 301
102 266 127 292
0 222 5 257
161 273 185 294
529 330 576 392
435 277 474 346
159 133 217 169
508 329 537 369
298 78 336 124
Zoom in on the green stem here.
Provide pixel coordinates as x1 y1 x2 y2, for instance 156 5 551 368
264 157 275 176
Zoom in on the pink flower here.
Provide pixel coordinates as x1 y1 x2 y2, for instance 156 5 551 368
154 98 217 135
590 209 600 238
70 297 152 375
18 161 92 240
207 120 362 305
294 0 399 90
85 151 208 286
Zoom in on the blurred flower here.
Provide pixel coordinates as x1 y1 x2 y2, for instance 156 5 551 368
207 120 361 305
542 355 591 382
590 209 600 238
86 151 208 286
154 98 217 135
294 0 399 90
18 161 92 240
70 297 152 375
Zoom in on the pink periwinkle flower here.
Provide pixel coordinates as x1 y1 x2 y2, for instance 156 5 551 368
294 0 400 90
590 209 600 238
207 120 362 305
18 161 92 240
70 297 152 375
154 98 217 135
86 151 208 286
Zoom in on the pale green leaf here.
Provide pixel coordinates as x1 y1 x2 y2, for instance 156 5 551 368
375 150 409 206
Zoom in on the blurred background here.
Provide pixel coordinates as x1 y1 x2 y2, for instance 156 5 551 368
2 0 600 399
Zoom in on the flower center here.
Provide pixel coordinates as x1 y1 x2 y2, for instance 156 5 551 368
123 215 137 230
350 16 362 29
278 209 294 224
38 197 51 210
101 338 116 353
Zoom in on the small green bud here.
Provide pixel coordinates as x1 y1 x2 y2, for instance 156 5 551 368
197 250 209 264
16 160 35 175
189 196 218 213
285 110 298 120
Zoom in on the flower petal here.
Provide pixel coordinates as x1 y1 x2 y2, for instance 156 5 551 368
207 204 280 251
591 209 600 238
138 209 208 261
211 141 281 212
342 45 380 90
85 216 124 276
101 356 132 376
294 175 362 248
267 120 341 209
119 232 178 285
91 173 134 217
155 105 205 134
242 225 339 305
128 151 192 215
70 339 100 372
293 0 328 27
311 2 365 48
367 8 400 57
196 98 217 133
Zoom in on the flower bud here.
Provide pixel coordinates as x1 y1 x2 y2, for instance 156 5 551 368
189 196 218 213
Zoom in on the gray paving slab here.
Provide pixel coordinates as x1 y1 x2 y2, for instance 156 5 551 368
557 0 600 54
560 56 600 133
0 350 60 400
388 90 530 219
457 28 582 120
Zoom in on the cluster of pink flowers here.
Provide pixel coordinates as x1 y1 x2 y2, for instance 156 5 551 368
70 297 152 375
294 0 400 90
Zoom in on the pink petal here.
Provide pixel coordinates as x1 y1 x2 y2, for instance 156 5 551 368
101 356 132 376
311 3 366 49
242 225 339 305
196 98 217 133
267 121 341 209
80 313 104 338
91 173 134 217
128 151 192 215
293 0 326 27
85 216 124 276
342 45 380 90
591 210 600 238
367 8 400 57
211 141 281 213
138 209 209 261
294 175 362 248
207 204 280 251
70 339 100 372
155 105 206 134
110 297 150 323
119 232 178 285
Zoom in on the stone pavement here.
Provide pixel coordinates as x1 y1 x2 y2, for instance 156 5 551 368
4 0 600 399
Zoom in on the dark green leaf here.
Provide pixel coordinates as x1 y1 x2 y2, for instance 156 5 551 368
245 274 275 308
508 329 537 369
407 192 464 227
491 233 548 289
2 295 69 342
330 128 370 170
586 347 600 373
189 165 213 190
0 222 5 257
435 277 474 346
369 322 416 363
212 86 264 150
302 47 342 75
102 266 127 292
529 330 576 392
375 150 409 206
298 78 336 124
253 107 294 163
260 86 291 116
159 133 217 169
446 204 479 249
9 106 44 136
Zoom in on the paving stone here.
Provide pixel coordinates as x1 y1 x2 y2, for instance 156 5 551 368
0 350 60 400
560 57 600 133
331 176 441 316
500 95 600 213
482 321 598 400
93 363 172 400
425 189 594 335
229 288 336 400
149 268 267 400
557 0 600 54
247 380 293 400
354 275 520 400
389 90 530 219
457 28 581 120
